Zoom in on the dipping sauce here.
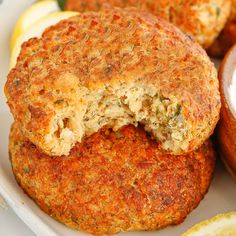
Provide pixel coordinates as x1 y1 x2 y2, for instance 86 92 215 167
228 69 236 116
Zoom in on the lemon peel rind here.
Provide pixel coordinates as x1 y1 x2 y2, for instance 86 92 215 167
11 0 60 51
183 212 236 236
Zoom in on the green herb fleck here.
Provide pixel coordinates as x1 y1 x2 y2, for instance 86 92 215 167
23 166 30 174
71 217 78 224
175 104 181 117
54 99 64 104
115 131 124 139
166 215 175 221
57 0 66 10
14 79 20 87
216 6 221 17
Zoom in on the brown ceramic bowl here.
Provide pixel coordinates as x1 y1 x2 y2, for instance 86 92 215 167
218 44 236 180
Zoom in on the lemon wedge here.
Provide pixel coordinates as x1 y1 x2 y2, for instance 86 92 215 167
11 0 60 51
10 11 78 69
183 212 236 236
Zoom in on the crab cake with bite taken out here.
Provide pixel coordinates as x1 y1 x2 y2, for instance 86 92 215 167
5 8 220 156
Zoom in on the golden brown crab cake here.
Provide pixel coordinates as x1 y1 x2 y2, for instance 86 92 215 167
9 123 215 235
208 0 236 57
65 0 231 49
5 8 221 156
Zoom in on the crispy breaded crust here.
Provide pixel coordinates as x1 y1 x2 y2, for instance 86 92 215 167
5 8 220 156
208 0 236 57
65 0 231 49
9 123 215 235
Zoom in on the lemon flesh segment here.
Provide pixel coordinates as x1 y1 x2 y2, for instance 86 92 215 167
10 11 78 69
183 212 236 236
11 0 60 51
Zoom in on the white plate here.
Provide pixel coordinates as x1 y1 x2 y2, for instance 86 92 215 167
0 1 235 235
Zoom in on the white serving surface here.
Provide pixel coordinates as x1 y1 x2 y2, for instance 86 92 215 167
0 1 235 235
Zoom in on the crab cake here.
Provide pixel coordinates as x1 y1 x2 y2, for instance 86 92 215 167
208 0 236 57
9 123 215 235
65 0 231 49
5 8 221 156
